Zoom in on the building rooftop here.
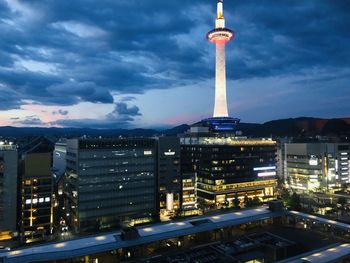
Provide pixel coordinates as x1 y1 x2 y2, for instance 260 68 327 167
278 243 350 263
3 208 350 262
0 206 282 263
289 210 350 231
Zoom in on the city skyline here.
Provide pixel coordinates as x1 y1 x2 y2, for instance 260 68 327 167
0 0 349 129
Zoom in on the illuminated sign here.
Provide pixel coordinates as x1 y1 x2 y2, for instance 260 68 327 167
257 171 276 177
164 150 175 156
253 166 276 171
309 159 318 166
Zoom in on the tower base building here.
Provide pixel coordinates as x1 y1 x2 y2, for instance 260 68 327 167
180 125 277 210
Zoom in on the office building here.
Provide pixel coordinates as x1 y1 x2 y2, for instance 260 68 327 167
181 133 277 209
157 137 181 217
276 137 292 181
53 138 67 182
0 142 18 241
64 138 158 233
285 143 350 192
20 148 53 243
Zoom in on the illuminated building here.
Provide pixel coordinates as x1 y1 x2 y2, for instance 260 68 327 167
20 149 53 243
52 139 67 182
285 143 350 192
0 142 17 241
181 133 277 208
64 138 158 233
207 0 234 118
180 173 197 215
157 137 181 217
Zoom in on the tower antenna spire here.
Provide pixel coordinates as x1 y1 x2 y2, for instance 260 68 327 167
207 0 234 117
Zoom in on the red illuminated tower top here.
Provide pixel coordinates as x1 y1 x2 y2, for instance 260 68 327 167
206 0 234 44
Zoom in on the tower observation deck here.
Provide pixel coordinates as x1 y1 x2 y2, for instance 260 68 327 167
207 0 234 118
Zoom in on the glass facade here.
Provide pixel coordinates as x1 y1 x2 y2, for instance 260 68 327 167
65 139 158 233
181 137 277 208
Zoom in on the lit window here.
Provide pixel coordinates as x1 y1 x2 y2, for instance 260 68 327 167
45 197 50 202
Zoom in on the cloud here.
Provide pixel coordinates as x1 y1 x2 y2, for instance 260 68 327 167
52 109 69 115
51 20 107 38
0 89 23 110
120 96 136 102
13 116 44 126
108 102 141 118
52 102 142 128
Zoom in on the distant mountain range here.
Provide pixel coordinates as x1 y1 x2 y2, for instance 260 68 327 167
0 117 349 139
239 117 350 137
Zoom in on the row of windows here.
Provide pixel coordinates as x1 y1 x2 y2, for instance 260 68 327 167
78 175 155 185
24 196 51 205
79 203 155 219
78 180 155 193
78 188 155 202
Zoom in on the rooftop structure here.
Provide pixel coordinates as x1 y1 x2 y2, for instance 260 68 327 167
4 206 350 262
0 206 283 262
278 243 350 263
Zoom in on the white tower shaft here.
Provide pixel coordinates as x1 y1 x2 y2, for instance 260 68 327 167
214 42 229 117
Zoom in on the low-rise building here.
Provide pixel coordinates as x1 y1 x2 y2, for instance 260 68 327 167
285 143 350 192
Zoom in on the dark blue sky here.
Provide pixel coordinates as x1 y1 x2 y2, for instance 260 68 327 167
0 0 349 128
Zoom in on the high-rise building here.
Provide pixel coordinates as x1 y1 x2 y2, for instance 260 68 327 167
285 143 350 192
64 138 158 233
157 137 181 218
53 139 67 182
20 150 53 243
0 142 18 241
207 0 234 118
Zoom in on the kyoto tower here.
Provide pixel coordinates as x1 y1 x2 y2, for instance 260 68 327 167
207 0 234 118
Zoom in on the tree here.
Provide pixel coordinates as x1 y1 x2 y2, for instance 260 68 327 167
244 196 261 208
244 195 249 206
281 188 290 202
251 196 261 207
338 197 347 206
223 200 229 209
233 193 240 209
289 192 301 211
